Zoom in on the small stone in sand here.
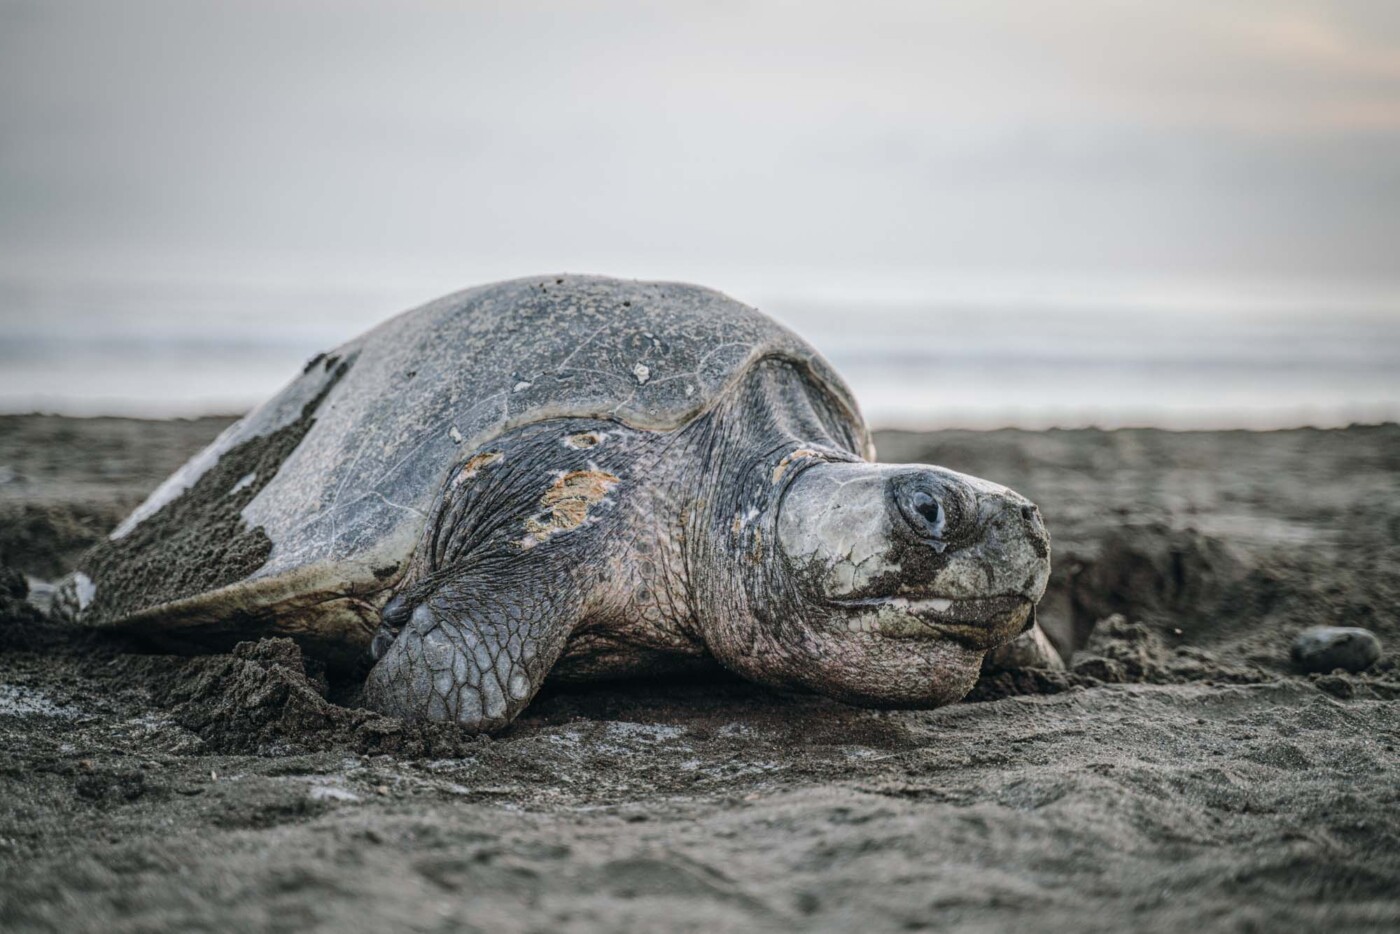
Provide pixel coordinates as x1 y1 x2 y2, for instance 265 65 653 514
1291 626 1382 674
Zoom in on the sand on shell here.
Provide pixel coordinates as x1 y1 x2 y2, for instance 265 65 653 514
1 415 1398 933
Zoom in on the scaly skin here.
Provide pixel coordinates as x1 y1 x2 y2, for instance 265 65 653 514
364 417 686 730
366 359 1051 731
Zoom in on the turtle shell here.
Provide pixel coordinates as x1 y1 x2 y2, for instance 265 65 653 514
68 275 869 656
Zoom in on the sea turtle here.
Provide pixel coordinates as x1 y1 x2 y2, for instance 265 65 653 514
57 275 1055 731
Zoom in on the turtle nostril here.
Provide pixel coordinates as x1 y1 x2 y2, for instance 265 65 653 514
1019 502 1050 557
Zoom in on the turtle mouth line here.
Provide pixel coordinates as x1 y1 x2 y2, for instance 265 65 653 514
830 594 1033 646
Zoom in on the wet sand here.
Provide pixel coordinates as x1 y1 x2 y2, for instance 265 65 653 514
2 415 1398 933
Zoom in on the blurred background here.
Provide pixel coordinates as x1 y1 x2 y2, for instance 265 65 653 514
2 0 1397 428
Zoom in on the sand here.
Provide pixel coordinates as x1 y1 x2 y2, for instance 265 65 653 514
1 415 1398 933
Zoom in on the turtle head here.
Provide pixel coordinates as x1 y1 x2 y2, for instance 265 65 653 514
714 459 1050 707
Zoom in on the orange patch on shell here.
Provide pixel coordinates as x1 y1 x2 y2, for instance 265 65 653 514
453 451 503 486
520 469 620 547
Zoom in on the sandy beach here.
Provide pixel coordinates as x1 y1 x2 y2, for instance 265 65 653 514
1 414 1397 933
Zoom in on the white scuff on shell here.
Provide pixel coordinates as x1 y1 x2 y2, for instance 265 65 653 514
73 572 96 610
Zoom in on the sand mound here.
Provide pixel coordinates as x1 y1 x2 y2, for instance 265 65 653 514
141 637 482 758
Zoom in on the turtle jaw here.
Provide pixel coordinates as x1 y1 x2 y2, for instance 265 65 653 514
829 593 1035 650
727 592 1035 708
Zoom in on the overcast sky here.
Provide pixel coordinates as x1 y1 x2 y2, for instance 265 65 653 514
2 0 1399 303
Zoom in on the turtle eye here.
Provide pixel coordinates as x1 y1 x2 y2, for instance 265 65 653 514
891 476 951 551
912 491 945 536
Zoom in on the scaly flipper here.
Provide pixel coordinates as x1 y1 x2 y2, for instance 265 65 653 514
366 565 584 729
365 419 636 731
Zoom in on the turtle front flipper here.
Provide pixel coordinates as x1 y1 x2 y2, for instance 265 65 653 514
363 565 582 731
364 418 643 731
983 617 1066 671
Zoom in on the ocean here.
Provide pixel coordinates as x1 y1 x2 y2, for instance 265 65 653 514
2 277 1397 429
